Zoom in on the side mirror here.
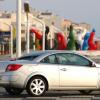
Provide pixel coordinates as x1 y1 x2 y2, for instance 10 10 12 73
91 62 96 67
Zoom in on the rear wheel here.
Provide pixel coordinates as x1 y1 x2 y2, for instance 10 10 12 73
79 90 92 94
5 87 23 95
26 76 47 96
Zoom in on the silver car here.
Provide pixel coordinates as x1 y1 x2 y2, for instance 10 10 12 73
0 50 100 96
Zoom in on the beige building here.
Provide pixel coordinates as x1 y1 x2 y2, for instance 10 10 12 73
61 18 91 38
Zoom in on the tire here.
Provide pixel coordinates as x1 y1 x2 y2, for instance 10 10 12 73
79 90 92 94
26 76 47 96
5 87 23 95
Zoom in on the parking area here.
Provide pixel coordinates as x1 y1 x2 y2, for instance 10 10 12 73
0 88 100 100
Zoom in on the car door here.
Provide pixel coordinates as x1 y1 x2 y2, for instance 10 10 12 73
40 54 59 88
56 53 98 89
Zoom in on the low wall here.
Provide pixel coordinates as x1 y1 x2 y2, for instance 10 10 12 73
77 51 100 57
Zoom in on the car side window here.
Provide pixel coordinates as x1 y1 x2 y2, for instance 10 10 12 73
18 56 33 60
40 54 58 64
18 55 38 61
56 53 74 65
56 53 91 66
67 54 91 66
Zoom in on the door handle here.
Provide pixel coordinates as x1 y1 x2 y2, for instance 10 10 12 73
60 68 67 71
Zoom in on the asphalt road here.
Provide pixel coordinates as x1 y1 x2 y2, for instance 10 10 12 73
0 88 100 100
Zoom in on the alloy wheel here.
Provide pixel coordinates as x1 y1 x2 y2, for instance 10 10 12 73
26 76 46 96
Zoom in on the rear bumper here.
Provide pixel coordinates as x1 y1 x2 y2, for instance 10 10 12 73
0 73 25 88
0 74 17 85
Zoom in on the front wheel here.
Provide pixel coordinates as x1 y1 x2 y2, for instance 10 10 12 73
5 87 23 95
26 76 47 96
79 90 92 94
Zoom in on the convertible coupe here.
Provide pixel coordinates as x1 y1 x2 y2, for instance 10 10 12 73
0 50 100 96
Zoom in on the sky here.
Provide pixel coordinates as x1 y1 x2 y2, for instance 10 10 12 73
0 0 100 37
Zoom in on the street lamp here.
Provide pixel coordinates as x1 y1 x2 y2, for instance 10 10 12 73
24 1 30 54
10 25 13 58
29 14 45 51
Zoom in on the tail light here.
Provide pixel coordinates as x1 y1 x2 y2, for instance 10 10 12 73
6 64 22 71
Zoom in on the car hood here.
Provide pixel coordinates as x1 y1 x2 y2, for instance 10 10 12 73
0 60 36 73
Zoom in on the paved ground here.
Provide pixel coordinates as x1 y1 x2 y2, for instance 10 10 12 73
0 88 100 100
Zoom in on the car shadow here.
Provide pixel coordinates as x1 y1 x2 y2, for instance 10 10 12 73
0 90 100 99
